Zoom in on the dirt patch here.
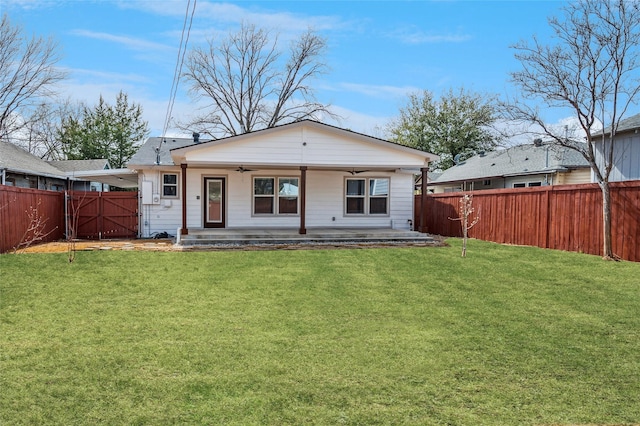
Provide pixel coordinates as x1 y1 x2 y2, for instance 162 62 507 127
18 239 176 253
17 236 447 253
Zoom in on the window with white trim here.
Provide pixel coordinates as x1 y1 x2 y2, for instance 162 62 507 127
253 177 299 215
513 181 541 188
345 178 389 215
162 173 179 197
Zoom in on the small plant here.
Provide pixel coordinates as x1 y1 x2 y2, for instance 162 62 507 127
449 194 480 257
66 191 86 263
12 201 57 253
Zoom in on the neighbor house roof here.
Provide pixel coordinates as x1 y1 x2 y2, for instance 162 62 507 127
432 142 590 185
128 136 197 167
595 112 640 136
614 113 640 133
0 141 67 179
48 159 110 172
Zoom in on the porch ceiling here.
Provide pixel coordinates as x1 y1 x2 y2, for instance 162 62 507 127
181 162 423 172
67 168 139 189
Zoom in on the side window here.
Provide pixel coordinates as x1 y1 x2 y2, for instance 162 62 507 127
162 173 179 197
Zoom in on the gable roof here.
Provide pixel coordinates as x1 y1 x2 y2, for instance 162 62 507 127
48 159 110 172
128 120 439 168
0 141 67 179
432 142 590 184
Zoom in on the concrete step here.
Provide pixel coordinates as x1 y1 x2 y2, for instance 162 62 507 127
179 228 433 246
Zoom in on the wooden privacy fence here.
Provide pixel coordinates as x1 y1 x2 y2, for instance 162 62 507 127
0 187 139 253
0 186 65 253
415 181 640 262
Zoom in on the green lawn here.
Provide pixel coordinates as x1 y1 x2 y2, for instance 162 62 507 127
1 239 639 425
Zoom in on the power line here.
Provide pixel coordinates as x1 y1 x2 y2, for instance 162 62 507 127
161 0 197 139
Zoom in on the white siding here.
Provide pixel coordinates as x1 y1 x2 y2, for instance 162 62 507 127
181 126 429 168
595 133 640 182
138 168 182 238
140 167 416 232
556 169 591 185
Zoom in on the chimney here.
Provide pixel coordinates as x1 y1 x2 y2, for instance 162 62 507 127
192 132 200 143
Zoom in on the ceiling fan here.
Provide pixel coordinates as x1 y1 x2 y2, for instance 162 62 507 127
348 169 369 175
235 166 257 173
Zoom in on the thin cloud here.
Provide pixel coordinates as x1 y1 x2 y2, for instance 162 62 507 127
388 27 472 44
332 83 421 100
67 68 151 84
69 29 173 52
116 1 349 36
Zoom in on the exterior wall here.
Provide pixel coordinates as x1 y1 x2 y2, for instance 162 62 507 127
4 172 67 191
139 167 416 235
594 132 640 182
138 168 183 238
432 171 590 193
431 178 506 193
555 168 591 185
182 126 429 168
505 174 552 188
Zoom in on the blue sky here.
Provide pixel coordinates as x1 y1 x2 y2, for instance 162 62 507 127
3 0 569 138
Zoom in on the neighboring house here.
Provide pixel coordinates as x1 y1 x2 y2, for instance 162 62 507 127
0 141 68 191
414 171 442 194
0 141 137 191
430 140 591 193
594 112 640 182
48 159 112 191
128 120 438 238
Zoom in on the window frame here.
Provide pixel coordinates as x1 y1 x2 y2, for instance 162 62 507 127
252 176 300 216
513 181 542 188
344 177 390 216
161 172 179 198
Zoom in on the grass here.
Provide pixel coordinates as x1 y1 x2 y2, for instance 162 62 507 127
1 239 639 425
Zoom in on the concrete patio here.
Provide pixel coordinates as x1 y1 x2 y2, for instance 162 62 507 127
178 227 435 246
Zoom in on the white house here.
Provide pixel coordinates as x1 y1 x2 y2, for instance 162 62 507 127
127 120 438 239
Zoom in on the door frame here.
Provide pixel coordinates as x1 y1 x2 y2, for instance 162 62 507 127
203 176 226 228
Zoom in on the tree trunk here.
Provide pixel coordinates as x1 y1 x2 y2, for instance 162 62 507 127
600 181 614 260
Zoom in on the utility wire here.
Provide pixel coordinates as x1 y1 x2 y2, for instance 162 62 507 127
162 0 196 139
156 0 197 164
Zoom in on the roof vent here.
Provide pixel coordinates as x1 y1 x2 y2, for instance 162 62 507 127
192 132 200 143
533 138 543 147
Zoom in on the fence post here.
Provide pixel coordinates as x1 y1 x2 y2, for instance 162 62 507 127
419 167 428 233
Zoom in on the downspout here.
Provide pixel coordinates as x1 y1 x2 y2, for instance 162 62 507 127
180 163 188 236
420 167 428 233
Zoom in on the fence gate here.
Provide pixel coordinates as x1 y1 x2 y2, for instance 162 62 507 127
67 191 138 239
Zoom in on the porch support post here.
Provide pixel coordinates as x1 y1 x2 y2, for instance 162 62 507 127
419 167 428 233
181 163 188 235
299 166 307 234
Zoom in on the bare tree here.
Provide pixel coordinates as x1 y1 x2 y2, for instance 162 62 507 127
505 0 640 260
449 194 480 258
12 202 58 254
11 100 82 160
0 14 66 140
183 23 333 138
